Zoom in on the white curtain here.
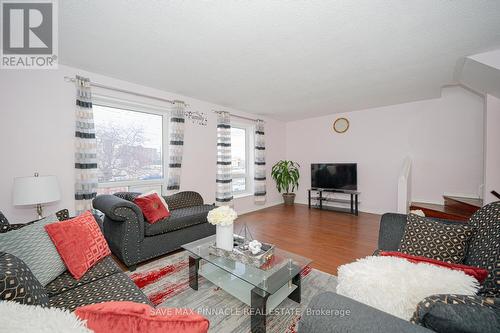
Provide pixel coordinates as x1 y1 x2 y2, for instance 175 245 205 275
216 112 233 206
74 76 98 214
166 101 186 194
254 120 266 203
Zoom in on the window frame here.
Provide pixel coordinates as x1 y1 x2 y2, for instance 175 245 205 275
231 121 255 197
92 94 170 194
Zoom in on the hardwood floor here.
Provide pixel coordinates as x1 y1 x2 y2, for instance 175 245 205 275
236 204 381 275
120 204 381 275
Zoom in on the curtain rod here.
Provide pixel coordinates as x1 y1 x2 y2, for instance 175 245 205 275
64 76 180 105
213 110 263 122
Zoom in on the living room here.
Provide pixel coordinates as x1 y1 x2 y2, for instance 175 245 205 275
1 1 500 333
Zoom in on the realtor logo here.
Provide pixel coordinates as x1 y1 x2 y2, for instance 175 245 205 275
1 0 58 69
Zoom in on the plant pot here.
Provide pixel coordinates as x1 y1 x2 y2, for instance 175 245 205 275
216 224 234 251
282 193 296 205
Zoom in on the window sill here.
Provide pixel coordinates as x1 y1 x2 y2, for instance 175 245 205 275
233 192 253 199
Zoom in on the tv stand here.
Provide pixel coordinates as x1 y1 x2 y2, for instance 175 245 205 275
308 188 360 215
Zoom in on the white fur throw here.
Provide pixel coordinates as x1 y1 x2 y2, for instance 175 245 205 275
336 256 480 320
0 301 92 333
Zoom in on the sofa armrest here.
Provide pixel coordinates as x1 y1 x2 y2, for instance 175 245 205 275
298 292 432 333
378 213 408 251
163 191 204 210
92 195 145 267
93 195 143 223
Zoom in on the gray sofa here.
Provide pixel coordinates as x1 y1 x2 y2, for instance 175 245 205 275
47 256 151 311
93 191 216 270
299 203 500 333
0 211 151 312
0 251 152 311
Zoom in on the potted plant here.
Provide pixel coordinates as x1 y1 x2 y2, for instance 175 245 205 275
271 160 300 205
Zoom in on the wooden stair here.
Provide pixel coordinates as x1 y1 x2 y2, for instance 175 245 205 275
410 195 482 222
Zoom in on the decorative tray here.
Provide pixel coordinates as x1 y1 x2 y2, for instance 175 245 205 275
208 234 274 268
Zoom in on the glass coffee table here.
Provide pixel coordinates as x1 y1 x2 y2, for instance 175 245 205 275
182 235 312 333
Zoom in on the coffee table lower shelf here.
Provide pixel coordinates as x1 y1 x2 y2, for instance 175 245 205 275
188 255 302 333
200 262 298 313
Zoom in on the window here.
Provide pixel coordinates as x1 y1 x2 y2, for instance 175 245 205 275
231 123 254 195
93 101 168 195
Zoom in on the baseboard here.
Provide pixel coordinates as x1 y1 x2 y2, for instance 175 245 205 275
236 200 283 216
410 198 443 205
442 192 481 199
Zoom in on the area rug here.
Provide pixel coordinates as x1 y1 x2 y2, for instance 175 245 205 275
127 251 337 333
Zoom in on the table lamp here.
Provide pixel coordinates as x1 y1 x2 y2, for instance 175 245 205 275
12 173 61 219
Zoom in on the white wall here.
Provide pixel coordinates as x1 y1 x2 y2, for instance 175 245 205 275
483 94 500 204
0 65 286 222
286 86 484 214
0 67 486 220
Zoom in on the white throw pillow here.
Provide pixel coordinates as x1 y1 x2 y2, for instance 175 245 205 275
0 301 92 333
139 191 169 211
336 256 480 320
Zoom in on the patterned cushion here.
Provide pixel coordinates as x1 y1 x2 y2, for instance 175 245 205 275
0 214 66 286
144 204 213 237
45 257 121 297
55 209 71 221
0 209 69 234
398 214 475 264
45 211 111 280
464 201 500 297
0 252 49 306
411 294 500 332
0 211 9 226
0 221 35 233
49 273 152 311
75 301 210 333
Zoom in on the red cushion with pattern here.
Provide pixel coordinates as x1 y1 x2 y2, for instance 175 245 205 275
134 193 170 224
45 211 111 280
380 251 489 283
75 301 209 333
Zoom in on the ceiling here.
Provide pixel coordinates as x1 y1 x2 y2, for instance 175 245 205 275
59 1 500 121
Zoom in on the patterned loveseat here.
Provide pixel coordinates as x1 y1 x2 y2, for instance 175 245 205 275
0 211 151 312
93 191 216 270
299 202 500 333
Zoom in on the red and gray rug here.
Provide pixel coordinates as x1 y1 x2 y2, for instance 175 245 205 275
127 251 337 333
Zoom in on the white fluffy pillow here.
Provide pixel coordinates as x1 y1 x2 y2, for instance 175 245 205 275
0 301 92 333
336 256 480 320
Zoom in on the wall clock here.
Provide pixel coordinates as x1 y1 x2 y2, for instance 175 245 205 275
333 117 349 133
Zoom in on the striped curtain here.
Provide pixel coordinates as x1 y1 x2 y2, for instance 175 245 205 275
254 120 266 203
75 76 98 214
216 112 233 206
166 101 186 194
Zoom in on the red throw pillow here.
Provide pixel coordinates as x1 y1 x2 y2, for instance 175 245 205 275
380 251 489 283
139 191 170 211
134 193 170 224
75 301 209 333
45 211 111 280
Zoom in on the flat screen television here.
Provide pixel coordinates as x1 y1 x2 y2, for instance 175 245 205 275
311 163 357 190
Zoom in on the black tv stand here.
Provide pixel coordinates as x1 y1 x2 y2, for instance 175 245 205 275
308 188 360 215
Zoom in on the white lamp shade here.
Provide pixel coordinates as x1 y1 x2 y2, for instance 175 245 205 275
12 175 61 206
